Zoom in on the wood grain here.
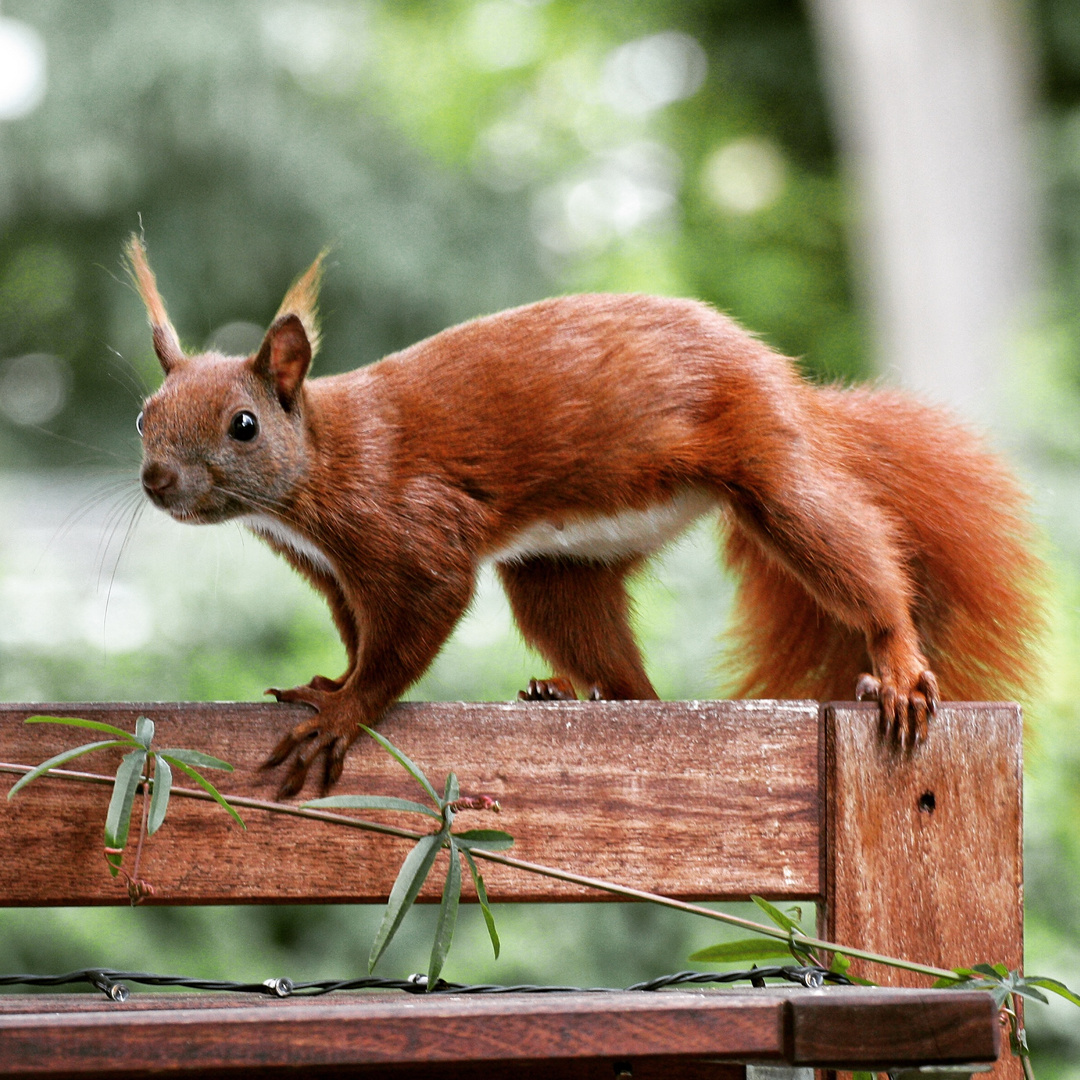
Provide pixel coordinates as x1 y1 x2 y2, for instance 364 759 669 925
0 700 1015 1078
824 702 1023 1080
0 988 997 1078
0 700 822 905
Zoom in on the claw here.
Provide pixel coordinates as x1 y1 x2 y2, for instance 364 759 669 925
277 759 310 801
324 737 350 793
518 676 577 701
266 686 320 707
261 682 362 798
855 673 881 703
855 668 938 753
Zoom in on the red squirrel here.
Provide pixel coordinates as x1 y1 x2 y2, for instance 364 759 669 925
127 235 1044 797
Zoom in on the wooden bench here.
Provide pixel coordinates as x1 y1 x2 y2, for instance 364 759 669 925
0 700 1022 1079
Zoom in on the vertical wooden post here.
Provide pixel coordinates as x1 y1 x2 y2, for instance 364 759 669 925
824 703 1022 1080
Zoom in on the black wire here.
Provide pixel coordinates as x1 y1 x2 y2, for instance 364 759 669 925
0 964 848 1002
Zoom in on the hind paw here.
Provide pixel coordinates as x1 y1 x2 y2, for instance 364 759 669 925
856 669 939 750
518 676 577 701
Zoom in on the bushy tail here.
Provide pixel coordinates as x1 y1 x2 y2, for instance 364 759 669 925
721 386 1046 704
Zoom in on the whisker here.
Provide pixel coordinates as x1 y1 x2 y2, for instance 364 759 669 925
106 369 148 410
101 497 147 640
212 483 293 520
103 345 152 404
37 475 142 570
95 488 145 591
22 424 135 467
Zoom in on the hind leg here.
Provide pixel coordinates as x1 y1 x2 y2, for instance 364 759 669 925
722 461 937 746
496 555 658 700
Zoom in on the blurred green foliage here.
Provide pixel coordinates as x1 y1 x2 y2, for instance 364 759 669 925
0 0 1078 1074
0 0 864 470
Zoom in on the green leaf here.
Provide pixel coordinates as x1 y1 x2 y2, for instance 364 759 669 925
829 952 851 975
427 838 462 987
360 725 441 807
443 771 459 805
134 716 155 749
104 749 147 874
24 715 139 741
7 739 129 798
751 895 803 934
304 794 442 819
1010 1023 1030 1057
161 756 245 829
157 748 234 771
972 962 1010 981
688 938 795 964
1023 976 1080 1008
1011 983 1050 1005
852 1072 875 1080
461 848 499 959
147 755 172 836
369 831 444 972
452 829 514 851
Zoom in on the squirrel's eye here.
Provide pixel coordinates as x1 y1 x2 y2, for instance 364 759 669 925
136 411 145 437
228 410 259 442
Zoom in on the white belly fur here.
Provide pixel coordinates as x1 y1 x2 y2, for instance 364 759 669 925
245 490 715 580
491 489 716 564
244 514 336 578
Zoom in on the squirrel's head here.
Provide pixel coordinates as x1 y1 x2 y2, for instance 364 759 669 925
127 235 327 524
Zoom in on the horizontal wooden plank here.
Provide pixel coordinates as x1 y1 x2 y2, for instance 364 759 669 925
0 700 822 905
787 987 1001 1068
0 988 998 1077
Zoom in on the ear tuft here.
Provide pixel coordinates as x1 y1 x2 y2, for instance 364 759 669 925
124 233 185 373
272 249 328 360
253 313 312 410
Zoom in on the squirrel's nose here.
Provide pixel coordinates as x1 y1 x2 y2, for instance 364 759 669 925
141 461 179 500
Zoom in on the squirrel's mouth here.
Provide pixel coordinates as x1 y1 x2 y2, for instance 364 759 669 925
165 504 224 525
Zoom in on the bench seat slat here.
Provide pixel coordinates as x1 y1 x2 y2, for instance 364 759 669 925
0 988 998 1077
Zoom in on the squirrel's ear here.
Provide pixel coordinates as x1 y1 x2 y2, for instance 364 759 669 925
253 314 311 410
124 234 185 374
271 249 327 360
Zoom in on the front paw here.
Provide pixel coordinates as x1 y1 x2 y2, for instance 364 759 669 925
263 684 360 798
269 673 344 700
856 669 940 749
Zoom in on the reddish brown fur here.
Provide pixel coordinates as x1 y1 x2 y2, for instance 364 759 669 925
126 236 184 369
722 386 1044 705
130 240 1045 796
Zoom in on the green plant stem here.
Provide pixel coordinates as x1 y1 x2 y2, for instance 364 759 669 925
1008 999 1037 1080
0 760 956 981
131 761 151 884
457 848 958 981
0 762 433 846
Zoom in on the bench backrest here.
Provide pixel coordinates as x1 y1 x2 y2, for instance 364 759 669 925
0 700 1022 1078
